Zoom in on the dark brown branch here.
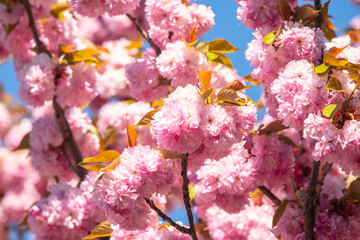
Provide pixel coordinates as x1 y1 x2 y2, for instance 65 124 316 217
304 160 320 240
60 145 82 179
53 97 87 181
145 198 190 234
314 0 324 61
181 154 198 240
20 0 47 53
125 13 162 56
258 185 281 206
22 0 87 182
316 162 332 205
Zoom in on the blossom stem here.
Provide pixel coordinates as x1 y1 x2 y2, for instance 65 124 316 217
22 0 86 182
125 13 162 56
258 186 281 206
304 160 320 240
20 0 47 53
144 198 191 234
316 162 332 205
53 97 87 181
181 154 198 240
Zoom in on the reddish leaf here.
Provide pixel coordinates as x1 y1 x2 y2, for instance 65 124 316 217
127 120 137 148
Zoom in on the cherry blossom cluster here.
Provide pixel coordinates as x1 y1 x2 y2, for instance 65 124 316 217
0 0 359 239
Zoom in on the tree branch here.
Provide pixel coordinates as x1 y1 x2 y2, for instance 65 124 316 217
316 162 332 205
20 0 47 53
53 97 87 181
22 0 87 182
125 13 162 56
144 198 191 234
304 160 320 240
181 154 198 240
258 185 281 206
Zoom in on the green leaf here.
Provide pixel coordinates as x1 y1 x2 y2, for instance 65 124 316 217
189 184 196 201
132 109 160 127
322 104 341 119
50 1 71 19
272 200 289 228
63 48 100 64
314 63 330 75
210 52 233 70
207 51 218 61
263 31 277 45
82 220 112 239
326 76 348 92
14 133 31 151
208 39 240 53
81 150 120 165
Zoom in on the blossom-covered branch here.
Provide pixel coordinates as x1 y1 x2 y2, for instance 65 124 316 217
21 0 86 181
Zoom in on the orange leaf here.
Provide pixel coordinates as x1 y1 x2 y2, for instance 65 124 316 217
126 120 137 148
196 70 212 90
189 21 199 43
327 45 349 57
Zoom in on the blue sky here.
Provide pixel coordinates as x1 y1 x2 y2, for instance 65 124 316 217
1 1 359 103
1 1 359 239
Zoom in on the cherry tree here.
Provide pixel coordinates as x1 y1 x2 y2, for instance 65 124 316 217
0 0 359 239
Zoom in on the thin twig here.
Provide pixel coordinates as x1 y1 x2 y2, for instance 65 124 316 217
53 97 87 181
316 162 332 205
304 160 320 240
22 0 87 182
258 185 281 206
20 0 46 53
181 154 198 240
145 198 190 234
125 13 162 56
60 145 82 179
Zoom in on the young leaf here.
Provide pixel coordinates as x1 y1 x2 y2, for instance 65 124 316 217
217 88 240 104
14 133 31 151
189 184 197 201
156 148 186 159
196 42 209 55
277 0 292 21
199 87 215 101
327 45 349 57
208 39 240 53
260 120 287 135
314 63 330 77
348 30 360 44
244 74 261 86
278 134 300 148
81 163 107 172
272 199 289 228
82 220 112 239
210 52 233 70
207 51 218 61
293 6 319 22
3 21 19 38
326 76 348 92
224 80 252 91
100 157 121 171
126 121 137 148
296 190 306 207
323 53 346 67
263 31 277 45
322 104 341 119
189 21 199 43
196 70 212 90
132 109 160 127
81 150 120 165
